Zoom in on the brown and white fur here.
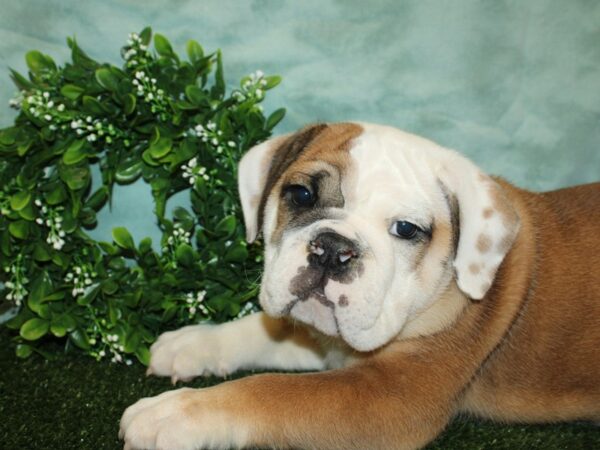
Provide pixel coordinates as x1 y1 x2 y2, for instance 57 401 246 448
120 122 600 450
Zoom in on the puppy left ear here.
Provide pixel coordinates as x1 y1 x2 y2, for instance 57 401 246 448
238 135 289 243
439 154 520 300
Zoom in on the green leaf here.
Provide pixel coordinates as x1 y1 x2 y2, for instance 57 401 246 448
148 137 173 159
9 220 29 239
28 271 53 313
78 284 100 306
16 344 34 359
135 345 151 365
154 33 174 57
215 215 236 236
59 163 91 191
175 243 195 267
225 242 249 262
173 206 193 224
138 237 152 254
63 139 87 165
98 241 120 255
264 75 282 89
116 159 143 183
20 318 50 341
50 314 77 337
123 94 136 115
101 279 119 295
212 50 225 98
86 186 108 210
69 329 91 350
33 243 52 261
140 27 152 46
112 227 135 250
10 68 34 90
124 330 142 353
45 183 68 205
10 190 31 211
186 40 204 63
82 96 105 115
266 108 286 131
95 67 119 91
60 84 85 100
185 85 205 105
26 50 56 74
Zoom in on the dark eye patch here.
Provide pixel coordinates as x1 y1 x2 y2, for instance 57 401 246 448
285 184 316 207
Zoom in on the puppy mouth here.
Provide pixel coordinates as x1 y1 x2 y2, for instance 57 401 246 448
282 287 341 335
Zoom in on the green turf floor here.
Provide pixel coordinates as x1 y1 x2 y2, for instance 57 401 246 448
1 330 598 450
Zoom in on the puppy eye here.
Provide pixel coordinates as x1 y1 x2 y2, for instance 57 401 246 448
286 185 316 207
390 221 420 239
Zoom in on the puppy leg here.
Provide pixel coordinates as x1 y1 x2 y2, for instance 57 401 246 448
120 361 455 450
148 312 327 381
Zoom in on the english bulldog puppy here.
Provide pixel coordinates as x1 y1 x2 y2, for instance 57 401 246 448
120 123 600 450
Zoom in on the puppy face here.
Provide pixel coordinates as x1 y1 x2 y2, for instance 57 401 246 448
239 123 519 351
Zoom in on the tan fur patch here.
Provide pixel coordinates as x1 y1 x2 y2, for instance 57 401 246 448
476 234 492 253
483 208 494 219
469 263 481 275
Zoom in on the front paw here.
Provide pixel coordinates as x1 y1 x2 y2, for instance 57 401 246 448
119 387 246 450
148 325 236 382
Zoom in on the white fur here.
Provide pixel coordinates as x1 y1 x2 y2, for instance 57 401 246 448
120 387 251 450
147 312 328 382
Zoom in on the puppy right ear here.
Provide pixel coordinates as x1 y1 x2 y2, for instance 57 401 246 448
237 135 289 243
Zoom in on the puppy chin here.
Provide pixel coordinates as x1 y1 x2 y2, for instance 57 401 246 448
290 300 338 336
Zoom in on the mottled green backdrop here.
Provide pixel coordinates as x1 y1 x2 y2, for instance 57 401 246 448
1 0 598 245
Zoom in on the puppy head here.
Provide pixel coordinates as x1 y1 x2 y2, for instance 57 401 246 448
239 123 520 351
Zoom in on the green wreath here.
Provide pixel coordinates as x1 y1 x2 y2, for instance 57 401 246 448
0 27 285 364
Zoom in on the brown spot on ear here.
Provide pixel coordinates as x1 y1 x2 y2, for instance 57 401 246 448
469 263 481 275
477 234 492 253
483 208 494 219
338 295 349 307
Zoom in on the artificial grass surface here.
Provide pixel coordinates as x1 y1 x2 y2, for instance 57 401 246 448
1 329 598 450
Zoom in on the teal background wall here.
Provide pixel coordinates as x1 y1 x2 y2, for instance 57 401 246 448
1 0 599 245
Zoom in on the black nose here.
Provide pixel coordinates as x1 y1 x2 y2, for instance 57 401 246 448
308 232 359 272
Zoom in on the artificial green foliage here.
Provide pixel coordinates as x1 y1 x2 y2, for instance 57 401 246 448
0 27 285 364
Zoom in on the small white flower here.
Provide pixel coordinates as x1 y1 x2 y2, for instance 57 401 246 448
57 104 65 112
43 92 50 99
135 71 144 80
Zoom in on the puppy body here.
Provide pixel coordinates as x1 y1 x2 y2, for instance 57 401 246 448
120 124 600 450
